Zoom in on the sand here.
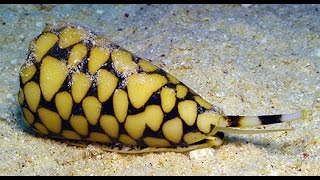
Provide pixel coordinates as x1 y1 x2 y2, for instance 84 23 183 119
0 4 319 175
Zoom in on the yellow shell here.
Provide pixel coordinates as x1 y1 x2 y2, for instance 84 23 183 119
19 24 304 153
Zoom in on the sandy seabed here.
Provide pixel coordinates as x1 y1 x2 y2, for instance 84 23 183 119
0 4 319 175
